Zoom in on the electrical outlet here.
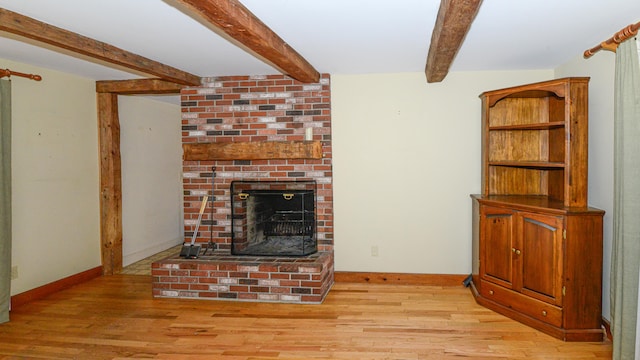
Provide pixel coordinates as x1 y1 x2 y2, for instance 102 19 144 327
11 265 18 280
371 246 379 257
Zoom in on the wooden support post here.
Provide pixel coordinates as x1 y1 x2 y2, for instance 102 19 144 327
425 0 483 83
97 93 123 275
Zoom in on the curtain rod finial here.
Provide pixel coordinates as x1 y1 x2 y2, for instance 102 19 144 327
0 68 43 81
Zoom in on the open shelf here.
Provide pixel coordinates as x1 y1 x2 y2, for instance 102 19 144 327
488 161 565 169
489 121 565 131
481 77 589 208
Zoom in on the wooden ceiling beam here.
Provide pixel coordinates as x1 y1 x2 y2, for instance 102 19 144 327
425 0 483 83
96 79 184 95
176 0 320 83
0 8 201 86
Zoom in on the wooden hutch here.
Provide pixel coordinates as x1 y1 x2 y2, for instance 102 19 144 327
470 77 605 341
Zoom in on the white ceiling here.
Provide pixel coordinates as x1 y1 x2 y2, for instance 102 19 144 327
0 0 639 87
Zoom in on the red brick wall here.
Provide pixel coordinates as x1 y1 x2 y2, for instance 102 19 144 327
180 74 333 253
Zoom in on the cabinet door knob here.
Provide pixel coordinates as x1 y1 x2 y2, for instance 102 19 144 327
489 290 494 295
542 310 547 316
516 249 521 255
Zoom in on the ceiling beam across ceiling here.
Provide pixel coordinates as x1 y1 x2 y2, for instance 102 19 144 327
96 79 184 95
425 0 483 83
0 8 201 86
176 0 320 83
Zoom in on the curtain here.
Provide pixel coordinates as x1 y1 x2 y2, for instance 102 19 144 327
636 35 640 360
611 37 640 360
0 79 11 324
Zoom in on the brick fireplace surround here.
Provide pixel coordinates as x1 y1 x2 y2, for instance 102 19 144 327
152 74 334 304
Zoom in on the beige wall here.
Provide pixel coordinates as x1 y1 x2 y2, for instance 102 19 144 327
7 58 183 295
331 70 552 274
555 52 616 321
119 95 183 266
7 59 101 295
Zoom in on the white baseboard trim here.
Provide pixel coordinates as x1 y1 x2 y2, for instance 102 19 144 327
123 237 183 266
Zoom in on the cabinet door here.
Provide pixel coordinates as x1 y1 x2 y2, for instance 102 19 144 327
480 206 516 290
516 212 564 306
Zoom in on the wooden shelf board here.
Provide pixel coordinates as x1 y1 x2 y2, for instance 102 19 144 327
471 194 605 214
489 161 565 169
183 140 323 161
489 121 565 131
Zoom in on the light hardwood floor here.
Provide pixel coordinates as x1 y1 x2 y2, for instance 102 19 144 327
120 245 182 276
1 275 611 359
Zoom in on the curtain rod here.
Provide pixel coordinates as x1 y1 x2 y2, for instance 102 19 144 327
584 21 640 58
0 68 42 81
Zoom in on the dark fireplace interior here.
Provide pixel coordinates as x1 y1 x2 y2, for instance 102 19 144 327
231 181 317 256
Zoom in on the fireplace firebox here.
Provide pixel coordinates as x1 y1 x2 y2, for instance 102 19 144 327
231 181 317 256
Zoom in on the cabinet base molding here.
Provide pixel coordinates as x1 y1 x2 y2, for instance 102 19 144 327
470 281 604 342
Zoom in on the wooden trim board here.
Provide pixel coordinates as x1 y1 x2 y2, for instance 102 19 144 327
601 318 612 341
334 272 468 286
10 266 103 309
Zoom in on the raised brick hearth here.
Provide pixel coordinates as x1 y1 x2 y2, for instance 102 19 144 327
152 252 333 303
152 74 334 304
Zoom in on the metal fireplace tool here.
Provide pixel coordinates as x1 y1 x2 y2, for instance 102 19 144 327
202 167 217 255
179 194 208 258
180 167 217 258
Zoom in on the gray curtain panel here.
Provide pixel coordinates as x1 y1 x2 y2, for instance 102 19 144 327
0 79 11 324
611 37 640 360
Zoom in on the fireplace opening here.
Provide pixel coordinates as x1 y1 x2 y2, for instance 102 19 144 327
231 181 317 256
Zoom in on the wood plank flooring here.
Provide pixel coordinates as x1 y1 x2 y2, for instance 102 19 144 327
0 275 611 359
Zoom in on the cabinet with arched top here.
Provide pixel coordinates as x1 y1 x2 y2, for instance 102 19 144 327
470 78 605 342
480 77 589 207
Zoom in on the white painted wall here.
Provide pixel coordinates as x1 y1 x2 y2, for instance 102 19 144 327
6 58 184 295
554 51 616 322
331 70 552 274
7 59 101 295
119 96 183 266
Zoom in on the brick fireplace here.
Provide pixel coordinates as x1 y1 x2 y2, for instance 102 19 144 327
152 74 334 303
